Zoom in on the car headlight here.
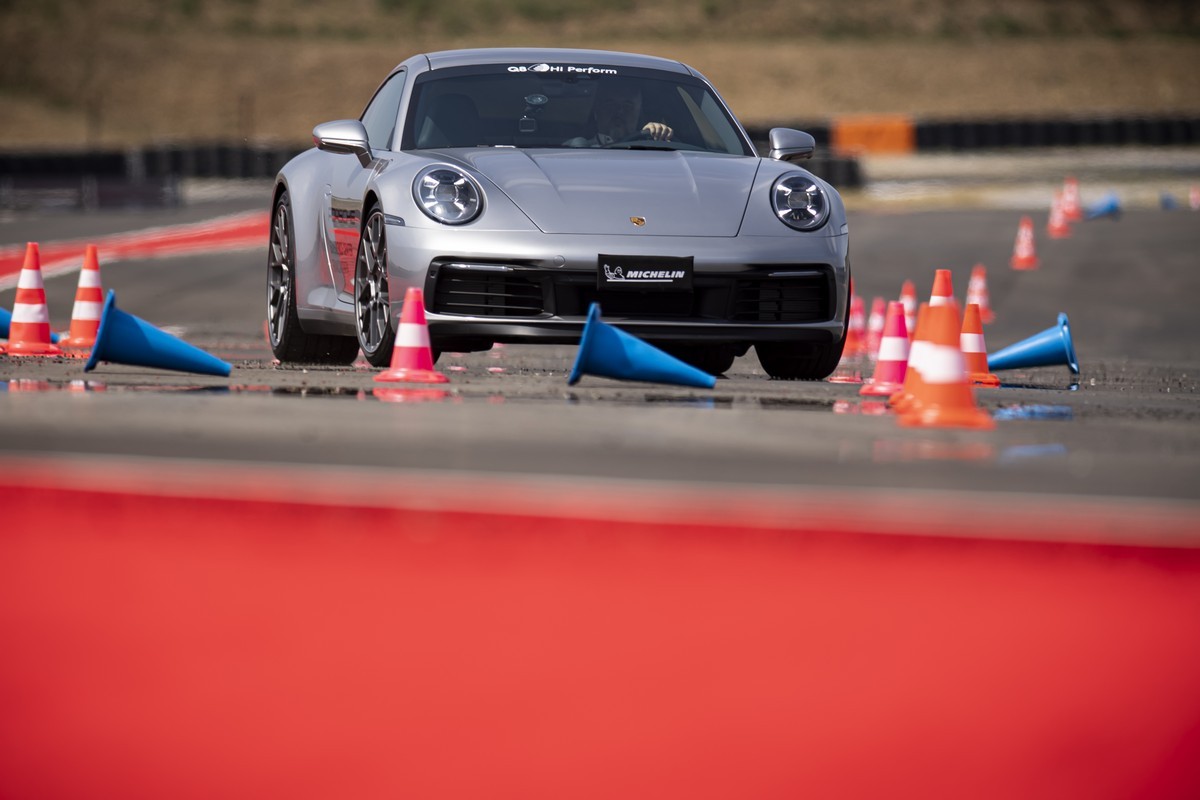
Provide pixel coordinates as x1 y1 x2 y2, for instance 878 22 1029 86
414 166 483 225
771 173 829 231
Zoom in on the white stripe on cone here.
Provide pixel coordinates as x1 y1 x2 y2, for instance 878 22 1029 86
17 269 45 290
877 336 909 362
78 270 102 288
70 300 104 320
929 295 952 307
960 332 986 353
395 322 431 349
913 343 968 384
12 303 50 324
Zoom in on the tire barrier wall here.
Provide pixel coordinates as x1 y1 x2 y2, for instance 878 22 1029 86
2 113 1198 209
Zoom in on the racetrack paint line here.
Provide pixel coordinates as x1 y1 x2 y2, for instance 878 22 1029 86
0 210 269 290
2 455 1199 799
0 452 1197 549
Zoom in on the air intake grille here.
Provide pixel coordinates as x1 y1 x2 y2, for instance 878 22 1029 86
431 266 544 317
732 275 831 322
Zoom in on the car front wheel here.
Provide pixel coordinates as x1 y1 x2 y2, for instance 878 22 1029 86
355 206 396 367
267 191 360 364
755 279 851 380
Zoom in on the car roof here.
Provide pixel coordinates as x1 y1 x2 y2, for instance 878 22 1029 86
408 48 694 76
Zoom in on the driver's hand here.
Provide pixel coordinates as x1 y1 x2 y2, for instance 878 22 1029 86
641 122 673 141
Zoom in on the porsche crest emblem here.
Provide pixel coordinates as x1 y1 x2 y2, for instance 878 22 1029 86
629 216 646 227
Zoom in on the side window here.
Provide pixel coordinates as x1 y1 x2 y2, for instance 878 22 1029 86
361 70 407 151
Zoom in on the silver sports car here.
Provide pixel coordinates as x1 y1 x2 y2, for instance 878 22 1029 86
267 47 850 378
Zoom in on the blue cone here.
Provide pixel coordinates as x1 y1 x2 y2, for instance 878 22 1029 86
988 312 1079 375
1085 192 1121 220
84 290 231 377
1161 192 1181 210
568 303 716 389
0 307 60 343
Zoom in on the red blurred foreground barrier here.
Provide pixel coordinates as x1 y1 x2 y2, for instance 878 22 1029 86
1 457 1198 800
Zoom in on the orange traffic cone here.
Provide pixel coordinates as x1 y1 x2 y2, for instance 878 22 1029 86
844 294 867 359
374 286 448 384
5 243 62 357
59 244 105 354
965 264 995 324
929 268 957 311
888 303 932 413
861 301 909 397
866 296 886 358
961 303 1000 387
1047 191 1071 239
1189 185 1200 211
899 279 917 341
1062 176 1083 222
1010 216 1039 271
898 304 994 430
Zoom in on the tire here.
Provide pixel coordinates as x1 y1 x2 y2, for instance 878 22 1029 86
267 191 360 365
354 206 396 367
657 343 737 376
755 278 852 380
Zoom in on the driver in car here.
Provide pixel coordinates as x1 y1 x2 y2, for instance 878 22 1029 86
564 79 673 147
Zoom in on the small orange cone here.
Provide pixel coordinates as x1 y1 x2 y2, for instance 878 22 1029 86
929 268 957 311
374 286 448 384
865 296 886 358
6 243 62 357
888 303 932 413
59 244 105 354
861 301 909 397
899 280 917 341
1010 216 1039 271
1047 190 1072 239
1189 185 1200 211
960 303 1000 387
1062 176 1083 222
898 304 994 430
965 264 995 324
844 294 867 359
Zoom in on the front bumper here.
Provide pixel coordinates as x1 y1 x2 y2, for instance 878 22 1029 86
387 225 849 347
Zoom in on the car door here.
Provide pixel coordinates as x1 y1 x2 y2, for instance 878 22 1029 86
323 69 407 300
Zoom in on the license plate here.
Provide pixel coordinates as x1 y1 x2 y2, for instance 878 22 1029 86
597 254 693 291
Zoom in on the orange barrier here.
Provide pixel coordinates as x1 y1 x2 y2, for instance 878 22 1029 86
832 114 916 155
1 458 1199 800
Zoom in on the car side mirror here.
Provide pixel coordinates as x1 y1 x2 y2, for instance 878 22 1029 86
313 119 374 167
767 128 816 163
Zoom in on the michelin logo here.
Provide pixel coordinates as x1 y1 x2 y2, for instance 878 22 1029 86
508 64 619 74
603 264 685 282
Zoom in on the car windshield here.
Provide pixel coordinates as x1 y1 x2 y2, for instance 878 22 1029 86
401 64 753 156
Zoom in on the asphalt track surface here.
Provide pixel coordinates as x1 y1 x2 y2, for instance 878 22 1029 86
3 175 1200 799
1 189 1198 506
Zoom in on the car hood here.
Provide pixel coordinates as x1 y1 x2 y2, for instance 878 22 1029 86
444 149 760 236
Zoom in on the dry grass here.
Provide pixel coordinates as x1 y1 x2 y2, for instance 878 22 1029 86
1 0 1198 149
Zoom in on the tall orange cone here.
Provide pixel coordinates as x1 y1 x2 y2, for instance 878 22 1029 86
1189 184 1200 211
898 304 994 430
865 296 886 358
59 244 105 353
965 264 995 324
928 268 958 314
861 301 909 397
1062 176 1083 222
1010 215 1039 271
374 286 448 384
1046 190 1071 239
899 280 917 341
960 303 1000 387
888 303 932 413
5 243 62 357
